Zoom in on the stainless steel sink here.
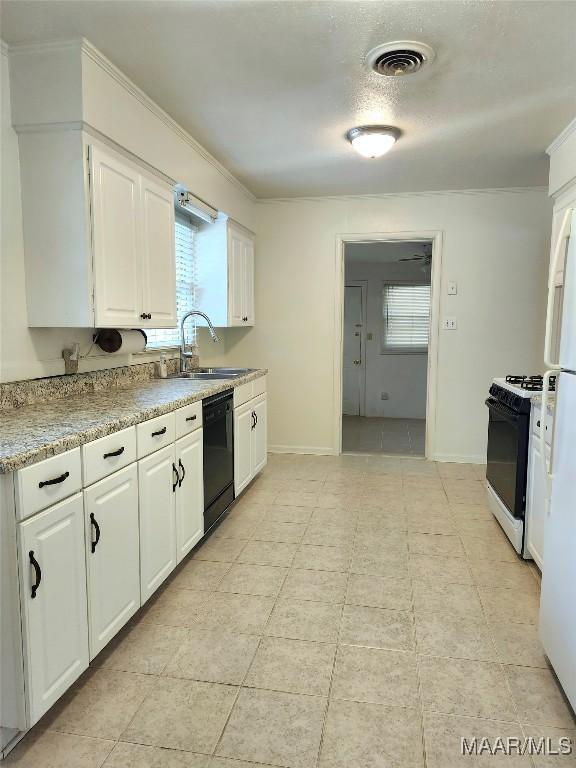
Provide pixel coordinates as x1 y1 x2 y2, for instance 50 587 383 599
169 367 255 380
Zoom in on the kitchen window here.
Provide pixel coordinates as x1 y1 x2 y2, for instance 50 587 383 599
146 212 197 348
382 282 431 354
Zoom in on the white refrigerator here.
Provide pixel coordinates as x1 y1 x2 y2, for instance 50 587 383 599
540 207 576 711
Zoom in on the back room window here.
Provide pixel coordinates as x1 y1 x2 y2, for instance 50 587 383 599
382 282 431 353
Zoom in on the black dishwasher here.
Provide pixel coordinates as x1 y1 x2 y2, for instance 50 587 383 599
203 390 234 532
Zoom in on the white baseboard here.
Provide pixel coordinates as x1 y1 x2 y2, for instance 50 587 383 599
431 453 486 464
268 445 339 456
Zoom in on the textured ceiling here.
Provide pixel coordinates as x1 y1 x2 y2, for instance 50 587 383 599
2 0 576 198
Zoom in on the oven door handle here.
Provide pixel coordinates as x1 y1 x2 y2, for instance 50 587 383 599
485 398 520 423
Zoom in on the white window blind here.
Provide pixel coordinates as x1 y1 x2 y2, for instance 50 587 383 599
382 282 431 353
146 212 197 348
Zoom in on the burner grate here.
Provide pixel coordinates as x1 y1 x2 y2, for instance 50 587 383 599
504 375 556 391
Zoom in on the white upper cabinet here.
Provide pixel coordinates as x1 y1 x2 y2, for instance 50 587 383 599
90 145 142 328
196 217 255 327
18 131 176 328
140 173 177 327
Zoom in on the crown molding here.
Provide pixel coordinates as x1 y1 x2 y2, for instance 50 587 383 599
256 185 548 205
547 116 576 156
7 37 256 203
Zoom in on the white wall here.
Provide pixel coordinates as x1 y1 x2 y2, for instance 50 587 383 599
222 188 552 461
0 43 253 382
345 248 431 419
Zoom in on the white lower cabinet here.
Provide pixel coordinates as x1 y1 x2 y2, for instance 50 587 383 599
252 395 268 476
234 401 255 495
84 465 140 659
18 493 89 726
234 393 267 495
138 444 177 603
175 430 204 563
526 429 551 570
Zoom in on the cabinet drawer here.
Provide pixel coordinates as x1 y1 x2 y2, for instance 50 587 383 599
252 375 267 399
82 427 137 486
175 401 203 440
234 382 253 408
16 448 82 521
234 376 267 408
137 412 175 458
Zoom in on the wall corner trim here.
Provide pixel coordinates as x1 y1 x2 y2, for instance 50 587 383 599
7 36 256 204
547 116 576 156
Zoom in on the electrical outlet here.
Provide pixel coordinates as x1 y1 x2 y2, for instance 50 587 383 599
381 392 389 400
367 332 373 341
447 281 457 295
442 317 457 330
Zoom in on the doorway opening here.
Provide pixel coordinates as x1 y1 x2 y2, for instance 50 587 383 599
341 239 434 457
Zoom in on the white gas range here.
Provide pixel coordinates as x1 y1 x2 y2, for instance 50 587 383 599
485 374 556 558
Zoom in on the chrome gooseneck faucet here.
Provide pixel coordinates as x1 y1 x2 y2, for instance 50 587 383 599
180 310 220 372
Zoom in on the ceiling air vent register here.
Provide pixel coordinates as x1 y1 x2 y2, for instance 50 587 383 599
366 41 435 77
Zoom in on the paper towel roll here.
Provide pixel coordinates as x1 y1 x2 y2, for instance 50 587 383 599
96 329 147 355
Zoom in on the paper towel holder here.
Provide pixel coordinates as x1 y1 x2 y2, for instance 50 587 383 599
94 329 148 354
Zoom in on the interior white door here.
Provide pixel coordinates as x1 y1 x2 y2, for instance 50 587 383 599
252 395 268 476
89 144 142 327
18 493 89 725
140 174 177 328
228 231 245 325
342 285 364 416
84 465 140 659
138 445 177 603
234 402 254 495
540 371 576 710
243 238 255 325
559 213 576 371
175 430 204 563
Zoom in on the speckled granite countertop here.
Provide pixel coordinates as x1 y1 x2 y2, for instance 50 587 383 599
0 369 267 474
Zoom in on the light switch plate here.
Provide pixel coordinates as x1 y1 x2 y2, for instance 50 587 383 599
447 281 457 295
442 317 457 330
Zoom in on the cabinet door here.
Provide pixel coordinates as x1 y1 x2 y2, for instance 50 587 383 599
243 238 255 325
84 465 140 659
175 430 204 563
138 445 177 603
228 230 245 326
252 394 268 477
140 174 177 328
90 145 142 327
18 494 89 726
526 437 548 570
234 402 254 495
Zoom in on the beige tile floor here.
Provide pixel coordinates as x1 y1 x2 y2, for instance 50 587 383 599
6 454 576 768
342 416 426 456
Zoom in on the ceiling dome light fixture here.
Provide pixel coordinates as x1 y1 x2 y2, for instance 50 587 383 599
346 125 401 159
